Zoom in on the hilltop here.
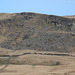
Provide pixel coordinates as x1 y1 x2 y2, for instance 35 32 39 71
0 12 75 53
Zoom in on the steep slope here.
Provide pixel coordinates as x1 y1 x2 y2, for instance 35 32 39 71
0 12 75 52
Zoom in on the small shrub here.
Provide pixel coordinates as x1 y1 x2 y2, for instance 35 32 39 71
22 35 29 40
56 61 60 65
26 44 31 47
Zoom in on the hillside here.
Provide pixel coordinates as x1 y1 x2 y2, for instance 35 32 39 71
0 12 75 53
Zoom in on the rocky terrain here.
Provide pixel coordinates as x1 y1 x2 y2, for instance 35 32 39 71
0 12 75 53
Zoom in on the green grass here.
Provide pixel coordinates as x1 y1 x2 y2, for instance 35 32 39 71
0 58 9 65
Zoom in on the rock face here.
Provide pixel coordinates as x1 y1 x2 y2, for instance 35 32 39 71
0 12 75 52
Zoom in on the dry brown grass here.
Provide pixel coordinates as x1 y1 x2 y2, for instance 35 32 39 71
0 35 7 43
63 15 75 19
0 49 75 75
0 13 16 20
0 63 75 75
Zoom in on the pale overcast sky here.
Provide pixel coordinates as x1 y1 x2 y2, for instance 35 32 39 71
0 0 75 16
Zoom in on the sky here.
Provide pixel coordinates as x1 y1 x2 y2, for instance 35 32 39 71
0 0 75 16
